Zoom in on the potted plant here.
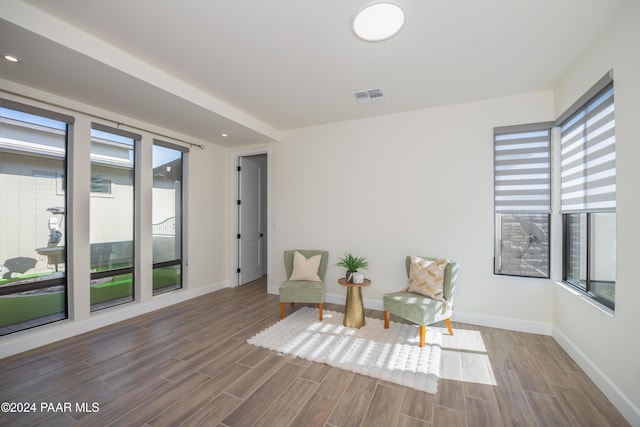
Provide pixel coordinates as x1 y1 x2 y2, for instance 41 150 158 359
336 252 369 283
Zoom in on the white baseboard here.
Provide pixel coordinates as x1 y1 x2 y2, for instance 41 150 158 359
451 310 553 336
0 280 230 359
553 326 640 427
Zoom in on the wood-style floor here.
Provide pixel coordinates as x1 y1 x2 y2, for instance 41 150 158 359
0 277 629 427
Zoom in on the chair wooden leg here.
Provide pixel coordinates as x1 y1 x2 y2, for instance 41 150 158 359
419 325 426 347
384 311 390 329
445 318 454 335
280 302 285 320
318 303 323 321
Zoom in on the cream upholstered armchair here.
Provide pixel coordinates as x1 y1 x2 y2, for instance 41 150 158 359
383 256 459 347
279 250 329 321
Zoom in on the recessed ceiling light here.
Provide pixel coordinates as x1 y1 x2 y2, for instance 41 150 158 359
221 133 228 137
3 54 22 63
353 2 405 42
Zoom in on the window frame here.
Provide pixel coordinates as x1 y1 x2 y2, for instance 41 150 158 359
89 123 140 312
493 122 553 278
0 98 73 335
152 139 188 295
557 72 616 310
562 213 615 310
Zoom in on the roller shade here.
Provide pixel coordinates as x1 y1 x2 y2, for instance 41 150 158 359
494 123 552 213
559 83 615 212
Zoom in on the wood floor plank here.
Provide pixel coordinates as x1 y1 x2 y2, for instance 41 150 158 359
98 354 178 390
224 352 291 399
147 366 250 427
32 413 75 427
180 392 242 427
540 339 582 373
236 345 275 368
196 340 255 378
148 363 249 426
252 377 319 427
466 396 504 427
524 390 572 427
464 381 498 404
107 372 212 427
400 385 434 422
510 349 553 394
0 356 63 396
300 360 332 383
526 342 578 389
460 351 496 385
290 367 354 427
492 368 538 427
567 371 631 427
162 337 245 382
9 361 96 403
552 384 614 427
328 374 378 427
221 362 305 426
397 414 429 427
72 376 172 427
435 379 465 412
360 383 405 427
433 405 467 427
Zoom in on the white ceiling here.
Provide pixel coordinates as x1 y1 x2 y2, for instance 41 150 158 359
0 0 628 146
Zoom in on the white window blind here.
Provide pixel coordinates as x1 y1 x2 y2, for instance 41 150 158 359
559 83 615 212
494 123 552 213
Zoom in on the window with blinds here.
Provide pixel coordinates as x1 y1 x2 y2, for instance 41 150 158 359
558 75 616 310
494 124 552 213
493 123 552 278
559 83 616 213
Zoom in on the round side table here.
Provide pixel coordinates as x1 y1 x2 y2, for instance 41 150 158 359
338 277 371 328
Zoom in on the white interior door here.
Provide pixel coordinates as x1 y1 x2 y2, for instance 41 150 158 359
238 156 263 285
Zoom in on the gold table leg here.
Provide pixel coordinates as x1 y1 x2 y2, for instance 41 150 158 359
344 286 365 328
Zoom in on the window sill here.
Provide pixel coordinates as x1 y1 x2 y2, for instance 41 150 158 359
553 281 614 317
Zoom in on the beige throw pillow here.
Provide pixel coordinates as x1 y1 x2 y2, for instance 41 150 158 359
406 256 449 301
289 251 322 281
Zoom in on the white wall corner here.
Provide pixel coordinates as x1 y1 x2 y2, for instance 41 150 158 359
553 326 640 427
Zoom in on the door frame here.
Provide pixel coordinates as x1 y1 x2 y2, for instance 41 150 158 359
231 148 271 287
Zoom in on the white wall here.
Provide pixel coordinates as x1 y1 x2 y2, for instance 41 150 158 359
552 0 640 423
271 90 555 331
187 141 230 289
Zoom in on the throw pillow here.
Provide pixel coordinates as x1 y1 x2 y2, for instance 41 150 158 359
406 256 449 301
289 251 322 281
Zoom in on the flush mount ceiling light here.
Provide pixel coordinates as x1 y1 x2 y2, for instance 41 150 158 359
353 2 405 42
3 54 22 63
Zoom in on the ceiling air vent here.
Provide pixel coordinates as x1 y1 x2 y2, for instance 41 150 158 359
353 88 384 104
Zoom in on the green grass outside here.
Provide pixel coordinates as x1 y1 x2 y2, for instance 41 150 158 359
1 268 180 328
0 292 65 327
90 275 133 305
